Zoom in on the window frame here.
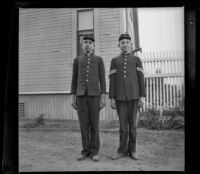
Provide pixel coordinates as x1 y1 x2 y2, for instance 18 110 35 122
77 9 94 56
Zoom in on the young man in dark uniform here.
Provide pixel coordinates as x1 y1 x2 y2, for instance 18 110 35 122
71 35 106 162
109 33 146 160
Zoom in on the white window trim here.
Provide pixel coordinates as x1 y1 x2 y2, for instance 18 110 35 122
19 90 110 95
19 91 71 95
72 9 77 60
119 8 127 34
94 8 99 55
72 8 97 59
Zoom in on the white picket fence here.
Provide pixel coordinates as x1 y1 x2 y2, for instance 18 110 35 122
136 51 184 111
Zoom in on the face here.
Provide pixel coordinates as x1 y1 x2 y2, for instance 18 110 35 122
82 39 94 53
118 39 132 53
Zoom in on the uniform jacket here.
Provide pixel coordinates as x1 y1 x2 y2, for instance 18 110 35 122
109 52 146 101
71 53 106 96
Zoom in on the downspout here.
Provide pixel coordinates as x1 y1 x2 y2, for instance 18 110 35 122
132 8 140 49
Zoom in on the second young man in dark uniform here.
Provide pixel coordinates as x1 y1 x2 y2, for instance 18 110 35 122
71 35 106 162
109 34 146 160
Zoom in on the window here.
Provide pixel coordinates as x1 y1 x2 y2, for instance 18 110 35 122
77 10 94 56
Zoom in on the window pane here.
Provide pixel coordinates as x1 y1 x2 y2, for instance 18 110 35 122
78 10 93 30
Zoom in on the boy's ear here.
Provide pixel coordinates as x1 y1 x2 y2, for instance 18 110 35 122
118 43 120 48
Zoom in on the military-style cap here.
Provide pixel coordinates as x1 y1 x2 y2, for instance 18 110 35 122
83 34 95 41
119 33 131 41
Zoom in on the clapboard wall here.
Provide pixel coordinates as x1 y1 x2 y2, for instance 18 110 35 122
19 8 132 120
98 8 126 91
19 8 73 92
19 94 118 120
19 8 129 93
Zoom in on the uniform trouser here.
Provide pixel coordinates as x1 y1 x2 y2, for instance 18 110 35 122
116 100 139 154
76 95 100 156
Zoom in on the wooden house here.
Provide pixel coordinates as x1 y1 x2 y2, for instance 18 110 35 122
19 8 139 120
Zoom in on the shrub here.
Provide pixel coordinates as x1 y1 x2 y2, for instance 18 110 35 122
138 108 161 130
145 114 161 130
162 109 184 117
170 115 184 129
138 108 184 130
36 114 45 125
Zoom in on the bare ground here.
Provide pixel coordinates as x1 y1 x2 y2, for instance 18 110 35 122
19 121 184 172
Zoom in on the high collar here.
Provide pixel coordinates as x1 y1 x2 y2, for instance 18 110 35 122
121 52 131 57
84 52 94 57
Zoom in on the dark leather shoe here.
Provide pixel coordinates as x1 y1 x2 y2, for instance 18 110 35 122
130 152 139 160
77 154 88 161
111 153 126 160
92 155 99 162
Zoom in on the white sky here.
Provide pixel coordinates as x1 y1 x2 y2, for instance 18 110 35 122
137 7 184 53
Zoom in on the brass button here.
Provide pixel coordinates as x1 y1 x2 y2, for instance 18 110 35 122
86 79 88 82
124 75 127 78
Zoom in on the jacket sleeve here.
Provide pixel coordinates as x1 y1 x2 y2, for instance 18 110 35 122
109 58 116 99
71 58 78 94
136 57 146 97
99 57 106 94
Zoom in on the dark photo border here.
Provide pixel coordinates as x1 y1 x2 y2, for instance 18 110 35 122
2 0 199 173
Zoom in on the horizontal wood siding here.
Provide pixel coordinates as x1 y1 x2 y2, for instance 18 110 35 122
19 8 73 92
19 50 184 120
19 94 118 120
98 8 121 92
19 94 75 120
18 9 184 121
